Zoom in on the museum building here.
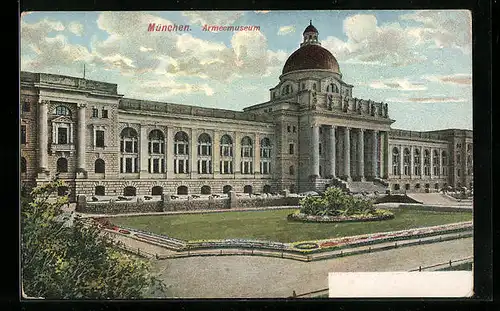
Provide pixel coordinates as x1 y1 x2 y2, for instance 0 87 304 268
20 23 473 200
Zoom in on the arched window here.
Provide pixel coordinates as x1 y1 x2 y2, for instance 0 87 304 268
152 186 163 196
148 129 165 174
198 133 212 174
57 186 68 196
241 136 253 174
392 147 400 175
54 105 71 116
57 157 68 173
174 131 189 174
95 158 105 173
441 151 448 176
120 127 138 173
414 148 421 175
220 134 233 174
403 148 410 175
177 186 188 195
328 83 339 93
243 185 253 194
123 186 136 196
312 83 317 91
433 150 440 176
263 185 271 193
95 186 105 196
222 185 232 194
289 165 295 175
424 149 431 176
260 138 272 174
21 157 27 173
201 185 211 195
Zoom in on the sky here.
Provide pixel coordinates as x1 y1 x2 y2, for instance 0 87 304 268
20 10 472 131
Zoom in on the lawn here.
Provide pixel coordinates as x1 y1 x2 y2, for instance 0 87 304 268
110 208 472 243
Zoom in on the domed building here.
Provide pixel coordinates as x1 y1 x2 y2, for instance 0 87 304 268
20 23 472 203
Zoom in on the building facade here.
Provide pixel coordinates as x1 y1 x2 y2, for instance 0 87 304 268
20 23 473 200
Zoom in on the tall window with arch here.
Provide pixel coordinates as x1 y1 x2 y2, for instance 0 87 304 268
260 137 272 174
403 148 410 175
327 83 339 93
149 129 165 174
57 157 68 173
424 149 431 176
52 105 73 145
21 157 27 174
198 133 212 174
414 148 421 175
174 131 189 174
94 158 105 173
433 150 440 176
441 151 448 176
392 147 400 175
220 134 233 174
240 136 253 174
120 127 139 173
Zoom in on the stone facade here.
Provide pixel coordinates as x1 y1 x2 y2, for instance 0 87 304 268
19 24 473 201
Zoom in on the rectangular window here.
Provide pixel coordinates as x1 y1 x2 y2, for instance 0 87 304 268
152 142 160 154
223 161 229 174
319 143 322 155
120 158 123 173
21 125 26 144
58 127 68 144
92 108 99 118
96 130 105 147
125 141 133 153
22 101 30 112
134 158 138 173
293 126 296 133
125 158 132 173
153 158 160 173
161 159 165 173
120 141 124 152
287 125 291 132
102 109 108 118
289 143 294 155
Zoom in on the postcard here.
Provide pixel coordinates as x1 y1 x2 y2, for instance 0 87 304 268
20 10 474 299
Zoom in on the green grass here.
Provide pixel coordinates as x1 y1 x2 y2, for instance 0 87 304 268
110 208 472 243
437 262 473 271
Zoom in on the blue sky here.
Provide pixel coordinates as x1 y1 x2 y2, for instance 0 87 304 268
20 10 472 131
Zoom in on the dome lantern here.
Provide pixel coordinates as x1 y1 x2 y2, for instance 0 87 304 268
301 20 320 47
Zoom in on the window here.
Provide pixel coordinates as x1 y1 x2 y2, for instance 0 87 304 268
57 157 68 173
152 186 163 195
57 186 68 196
433 150 440 175
414 148 421 175
457 169 461 177
289 165 295 175
403 148 410 175
312 83 316 91
241 136 253 174
21 157 26 173
287 125 291 133
96 130 105 147
220 134 234 174
95 159 105 173
198 133 212 156
198 159 212 174
392 147 400 175
123 186 136 196
393 184 400 190
243 185 253 194
302 83 305 90
92 108 99 118
175 159 189 174
201 185 211 195
441 151 448 176
21 125 26 144
415 183 421 189
57 127 68 144
293 126 296 133
54 106 70 116
22 101 30 112
177 186 188 195
260 138 272 174
405 184 410 190
263 185 271 193
120 127 139 173
95 186 105 196
289 143 294 155
327 83 339 93
319 143 322 155
223 185 232 194
424 149 431 176
102 109 108 118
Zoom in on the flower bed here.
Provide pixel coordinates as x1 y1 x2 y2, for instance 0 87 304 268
287 210 395 223
186 238 287 251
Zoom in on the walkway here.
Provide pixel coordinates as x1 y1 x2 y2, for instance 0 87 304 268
152 237 473 298
406 193 472 207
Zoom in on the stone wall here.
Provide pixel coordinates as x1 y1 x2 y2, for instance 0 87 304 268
235 196 300 209
78 198 163 214
163 198 230 211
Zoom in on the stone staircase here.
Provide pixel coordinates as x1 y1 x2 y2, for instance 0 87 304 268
345 180 388 194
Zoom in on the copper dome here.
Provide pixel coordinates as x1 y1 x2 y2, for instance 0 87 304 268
282 44 341 75
303 24 318 34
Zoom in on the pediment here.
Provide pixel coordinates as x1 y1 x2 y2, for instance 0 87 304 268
52 115 74 123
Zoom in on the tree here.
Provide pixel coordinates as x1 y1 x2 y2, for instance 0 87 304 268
21 180 166 299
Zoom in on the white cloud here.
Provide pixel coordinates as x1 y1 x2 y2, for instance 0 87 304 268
132 79 214 96
182 11 244 26
254 11 270 14
369 78 427 91
68 21 84 36
423 74 472 86
277 25 295 36
386 96 466 103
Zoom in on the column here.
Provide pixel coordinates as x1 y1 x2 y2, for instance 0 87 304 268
69 123 74 144
311 124 320 177
140 127 149 174
420 147 424 178
430 147 435 179
439 149 443 177
254 132 261 175
382 131 389 179
357 128 365 181
344 127 351 181
328 125 336 178
410 145 415 179
190 129 197 176
77 102 87 173
38 99 49 173
166 127 174 178
372 130 378 178
234 132 241 175
52 123 57 144
213 130 220 175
